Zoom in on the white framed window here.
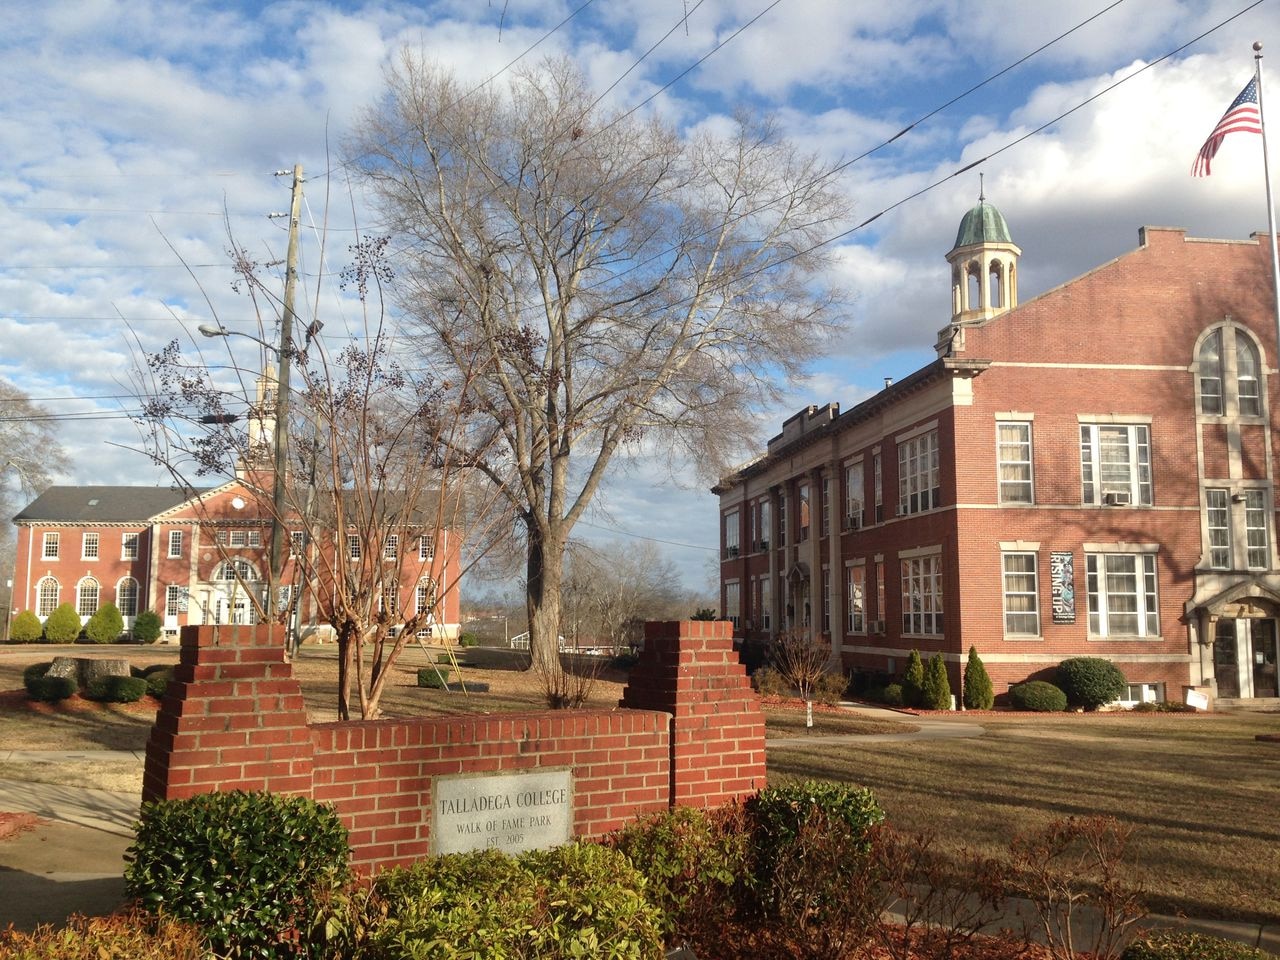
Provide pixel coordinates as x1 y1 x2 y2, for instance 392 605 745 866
1198 329 1224 415
778 492 787 545
165 584 182 618
36 577 59 617
997 422 1034 504
380 578 399 617
1245 489 1269 569
41 532 59 560
384 534 399 561
752 499 771 552
1236 331 1262 416
77 577 100 617
82 532 99 560
1086 552 1159 637
213 558 258 581
724 580 741 629
348 534 362 560
1206 488 1231 569
121 532 140 560
1080 423 1152 506
844 462 864 530
167 530 183 558
901 553 943 636
847 564 866 634
1121 682 1164 704
290 530 306 558
760 577 771 631
797 482 811 541
416 577 438 617
898 430 940 515
822 566 831 633
419 534 435 561
229 530 246 547
873 453 883 523
117 577 139 618
1002 552 1040 636
821 477 831 538
723 510 740 558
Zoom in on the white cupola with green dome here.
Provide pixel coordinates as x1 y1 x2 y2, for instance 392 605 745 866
937 184 1020 356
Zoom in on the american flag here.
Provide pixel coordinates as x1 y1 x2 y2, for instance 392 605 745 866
1192 76 1262 177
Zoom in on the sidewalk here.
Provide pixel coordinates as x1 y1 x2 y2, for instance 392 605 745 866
766 700 987 746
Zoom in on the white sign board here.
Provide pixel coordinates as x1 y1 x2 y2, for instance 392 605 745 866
432 768 573 855
1184 688 1209 711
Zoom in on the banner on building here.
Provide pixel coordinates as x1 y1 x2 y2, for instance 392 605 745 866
1050 551 1075 624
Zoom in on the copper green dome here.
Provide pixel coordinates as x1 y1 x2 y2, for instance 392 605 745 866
954 199 1013 248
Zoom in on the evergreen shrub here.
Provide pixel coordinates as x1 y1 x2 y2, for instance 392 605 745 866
1011 680 1068 712
144 666 174 699
22 662 54 693
1122 930 1272 960
902 649 925 707
963 646 995 709
86 675 148 703
880 682 905 706
416 667 451 689
921 654 952 710
28 675 77 702
126 790 350 959
42 603 82 644
9 610 43 643
1057 656 1127 710
132 609 163 643
84 601 124 644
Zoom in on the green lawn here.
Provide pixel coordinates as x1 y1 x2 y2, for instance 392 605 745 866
768 710 1280 924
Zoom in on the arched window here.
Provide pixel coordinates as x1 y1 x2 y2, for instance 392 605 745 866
77 577 100 617
966 262 981 311
117 577 139 618
37 577 59 617
1197 329 1223 415
416 578 438 618
213 559 260 582
1236 331 1261 416
988 261 1003 309
380 578 400 618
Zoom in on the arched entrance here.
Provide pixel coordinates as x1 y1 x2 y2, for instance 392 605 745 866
1196 583 1280 699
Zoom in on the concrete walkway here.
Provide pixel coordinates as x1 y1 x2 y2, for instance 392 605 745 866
766 701 987 746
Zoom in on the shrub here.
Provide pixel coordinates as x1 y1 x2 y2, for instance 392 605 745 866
752 665 791 697
880 682 905 707
28 675 77 702
363 844 663 960
22 661 53 693
416 666 451 689
1057 656 1127 710
1122 930 1271 960
84 601 124 644
963 646 995 710
747 779 884 889
920 654 952 710
132 609 163 643
812 670 849 705
607 804 749 950
457 632 479 647
85 674 148 703
903 649 925 707
0 908 208 959
145 666 174 699
126 790 350 959
9 610 43 643
42 603 82 644
690 607 717 620
1011 680 1068 712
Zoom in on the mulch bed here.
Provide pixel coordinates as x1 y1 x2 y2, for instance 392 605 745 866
0 812 40 841
0 688 161 717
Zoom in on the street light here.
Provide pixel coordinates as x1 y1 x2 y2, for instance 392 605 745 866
198 320 292 632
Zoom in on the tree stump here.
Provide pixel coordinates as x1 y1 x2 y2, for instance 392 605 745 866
46 656 130 688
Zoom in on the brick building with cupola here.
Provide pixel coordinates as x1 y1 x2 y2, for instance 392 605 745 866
714 197 1280 706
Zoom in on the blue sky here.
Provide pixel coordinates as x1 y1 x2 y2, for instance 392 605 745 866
2 0 1280 591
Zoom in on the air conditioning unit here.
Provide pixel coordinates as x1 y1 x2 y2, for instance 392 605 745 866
759 538 770 551
844 514 862 531
1103 491 1132 506
870 619 886 635
726 545 740 558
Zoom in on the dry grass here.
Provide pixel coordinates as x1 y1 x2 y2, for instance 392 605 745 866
764 706 917 739
770 709 1280 924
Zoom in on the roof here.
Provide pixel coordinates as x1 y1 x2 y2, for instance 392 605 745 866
13 485 199 523
954 199 1013 248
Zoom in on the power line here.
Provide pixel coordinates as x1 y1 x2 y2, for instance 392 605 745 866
577 518 717 553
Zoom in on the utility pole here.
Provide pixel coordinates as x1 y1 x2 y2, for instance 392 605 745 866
269 164 302 631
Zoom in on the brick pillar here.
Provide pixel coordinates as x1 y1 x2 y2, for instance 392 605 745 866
619 620 766 808
142 624 315 803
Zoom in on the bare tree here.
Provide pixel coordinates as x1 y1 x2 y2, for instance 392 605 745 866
134 235 508 720
561 540 682 653
349 54 850 678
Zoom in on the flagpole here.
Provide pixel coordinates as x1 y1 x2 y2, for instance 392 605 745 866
1253 41 1280 354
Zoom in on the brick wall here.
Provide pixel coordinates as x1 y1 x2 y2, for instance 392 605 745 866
143 619 764 872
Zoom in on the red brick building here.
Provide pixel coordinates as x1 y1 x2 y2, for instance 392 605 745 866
714 199 1280 706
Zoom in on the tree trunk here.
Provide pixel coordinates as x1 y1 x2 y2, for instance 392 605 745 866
48 656 130 688
525 519 566 677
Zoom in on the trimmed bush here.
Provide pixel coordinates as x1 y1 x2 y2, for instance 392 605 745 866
457 632 479 647
963 646 995 709
1011 680 1068 712
84 601 124 644
126 790 351 959
607 804 749 949
363 843 663 960
747 779 884 888
1057 656 1127 710
416 666 452 689
0 909 208 959
902 649 925 707
9 610 43 643
1122 930 1272 959
920 654 952 710
132 609 163 643
28 675 77 702
144 666 174 699
880 682 905 707
42 603 82 644
85 674 148 703
22 661 54 693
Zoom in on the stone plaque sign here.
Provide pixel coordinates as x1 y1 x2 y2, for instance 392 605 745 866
432 768 573 855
